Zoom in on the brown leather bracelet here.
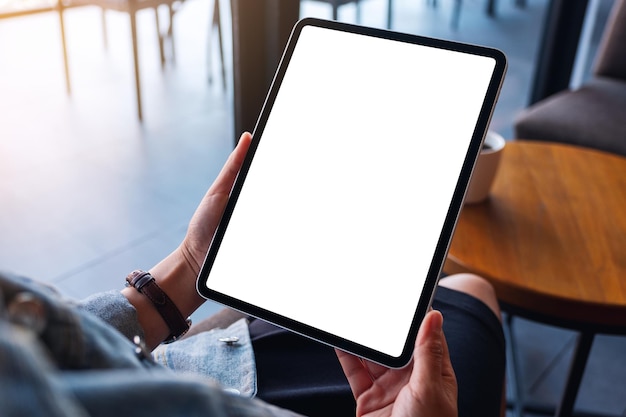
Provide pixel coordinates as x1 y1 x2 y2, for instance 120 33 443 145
125 270 191 344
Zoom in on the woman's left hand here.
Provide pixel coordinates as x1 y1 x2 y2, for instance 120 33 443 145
126 132 251 348
181 132 252 276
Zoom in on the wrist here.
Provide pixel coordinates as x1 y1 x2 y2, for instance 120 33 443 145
122 248 204 349
149 247 205 319
121 286 168 349
125 270 191 344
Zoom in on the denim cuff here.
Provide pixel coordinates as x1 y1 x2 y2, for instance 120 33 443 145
80 290 144 342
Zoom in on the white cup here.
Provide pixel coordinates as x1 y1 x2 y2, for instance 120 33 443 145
465 131 506 204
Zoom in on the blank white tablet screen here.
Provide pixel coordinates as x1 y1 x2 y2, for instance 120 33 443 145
204 25 496 358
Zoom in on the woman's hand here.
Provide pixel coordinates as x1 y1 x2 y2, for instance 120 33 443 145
337 310 458 417
125 132 252 349
181 132 252 276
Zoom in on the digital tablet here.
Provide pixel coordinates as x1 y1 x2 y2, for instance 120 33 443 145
197 18 506 368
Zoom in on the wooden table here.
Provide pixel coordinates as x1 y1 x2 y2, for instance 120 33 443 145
445 140 626 417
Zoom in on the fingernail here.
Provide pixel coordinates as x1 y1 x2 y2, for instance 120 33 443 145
432 310 443 333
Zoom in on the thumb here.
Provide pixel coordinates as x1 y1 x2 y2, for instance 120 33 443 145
412 310 446 385
408 310 458 417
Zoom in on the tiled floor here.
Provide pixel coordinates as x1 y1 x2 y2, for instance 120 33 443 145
1 0 624 415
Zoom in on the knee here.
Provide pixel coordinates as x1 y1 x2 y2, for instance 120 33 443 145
439 273 501 320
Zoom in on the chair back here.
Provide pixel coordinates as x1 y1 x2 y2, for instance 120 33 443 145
594 0 626 81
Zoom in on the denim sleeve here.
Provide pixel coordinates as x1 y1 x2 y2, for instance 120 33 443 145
61 370 303 417
0 320 86 417
153 318 257 397
1 317 302 417
0 271 146 370
80 290 259 399
79 291 144 341
1 273 303 417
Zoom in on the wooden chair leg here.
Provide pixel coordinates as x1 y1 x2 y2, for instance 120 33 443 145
58 3 72 94
207 0 224 86
168 3 176 63
215 0 225 88
155 6 166 66
101 8 108 50
129 11 143 121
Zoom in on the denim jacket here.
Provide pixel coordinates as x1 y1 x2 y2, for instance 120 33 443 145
0 271 302 417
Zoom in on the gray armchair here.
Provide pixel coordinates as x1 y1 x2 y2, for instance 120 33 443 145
514 0 626 156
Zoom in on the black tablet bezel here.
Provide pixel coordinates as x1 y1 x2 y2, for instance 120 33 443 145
197 18 507 368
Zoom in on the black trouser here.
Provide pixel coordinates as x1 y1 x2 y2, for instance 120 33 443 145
250 286 506 417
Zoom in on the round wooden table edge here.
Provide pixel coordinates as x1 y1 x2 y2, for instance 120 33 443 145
444 255 626 333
